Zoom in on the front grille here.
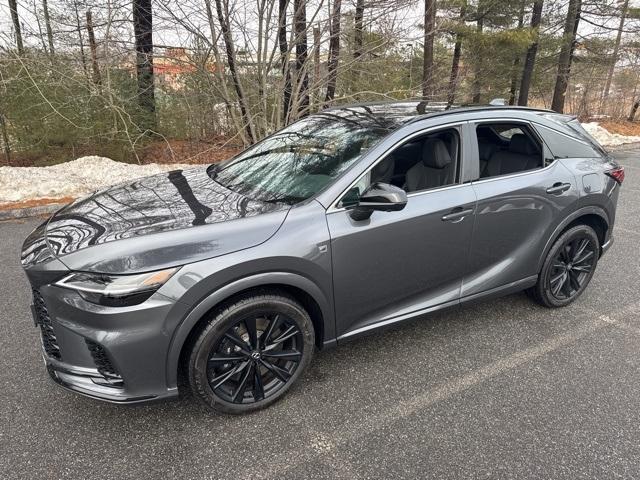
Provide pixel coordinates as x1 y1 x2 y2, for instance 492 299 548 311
32 289 62 360
85 339 124 386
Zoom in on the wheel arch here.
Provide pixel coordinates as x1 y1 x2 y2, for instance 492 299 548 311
537 206 610 272
166 272 334 389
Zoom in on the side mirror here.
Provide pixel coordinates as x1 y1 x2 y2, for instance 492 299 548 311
349 182 408 221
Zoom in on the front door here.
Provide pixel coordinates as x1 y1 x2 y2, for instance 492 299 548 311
327 126 476 339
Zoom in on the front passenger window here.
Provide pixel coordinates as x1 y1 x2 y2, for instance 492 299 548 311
342 128 460 204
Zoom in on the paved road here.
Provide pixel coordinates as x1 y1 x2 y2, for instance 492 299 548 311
2 149 640 479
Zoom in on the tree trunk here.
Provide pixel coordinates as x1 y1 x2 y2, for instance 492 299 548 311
8 0 24 54
212 0 256 142
133 0 155 125
447 1 466 108
603 0 629 100
629 100 640 122
278 0 291 124
74 1 89 79
42 0 54 55
551 0 582 113
422 0 437 100
518 0 544 106
86 11 101 85
0 112 10 165
508 0 526 105
313 26 321 108
293 0 310 115
324 0 341 103
354 0 364 59
472 15 484 104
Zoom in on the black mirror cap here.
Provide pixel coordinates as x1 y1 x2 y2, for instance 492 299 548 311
349 183 407 221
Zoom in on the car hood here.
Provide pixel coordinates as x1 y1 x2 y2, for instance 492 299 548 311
22 166 290 273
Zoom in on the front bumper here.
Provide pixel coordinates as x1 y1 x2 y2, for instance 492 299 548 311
30 283 183 404
601 235 614 257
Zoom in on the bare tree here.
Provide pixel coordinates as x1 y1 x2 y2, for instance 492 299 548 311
212 0 256 142
8 0 24 54
73 1 89 79
294 0 310 113
42 0 55 55
325 0 341 103
551 0 582 113
472 1 485 104
518 0 544 106
133 0 155 124
354 0 365 59
422 0 437 99
508 0 526 105
86 10 101 85
278 0 292 123
447 0 467 107
602 0 629 100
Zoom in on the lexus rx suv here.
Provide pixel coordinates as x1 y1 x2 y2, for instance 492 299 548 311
21 103 623 414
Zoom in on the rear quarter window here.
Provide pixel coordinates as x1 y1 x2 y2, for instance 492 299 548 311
534 124 602 159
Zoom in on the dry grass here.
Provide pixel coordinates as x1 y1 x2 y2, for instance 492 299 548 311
598 120 640 137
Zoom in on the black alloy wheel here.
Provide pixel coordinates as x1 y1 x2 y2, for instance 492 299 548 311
530 224 600 308
189 292 314 414
547 237 597 300
207 313 303 404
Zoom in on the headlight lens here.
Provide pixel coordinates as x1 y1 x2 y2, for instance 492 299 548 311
56 268 179 306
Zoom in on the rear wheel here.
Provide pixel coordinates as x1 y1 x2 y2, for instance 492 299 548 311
188 293 314 414
529 225 599 308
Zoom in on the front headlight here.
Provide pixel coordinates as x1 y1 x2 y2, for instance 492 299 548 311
56 267 179 306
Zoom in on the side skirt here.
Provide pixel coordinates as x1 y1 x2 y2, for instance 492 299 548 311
335 275 538 345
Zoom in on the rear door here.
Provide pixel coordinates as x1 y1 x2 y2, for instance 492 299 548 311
463 120 579 298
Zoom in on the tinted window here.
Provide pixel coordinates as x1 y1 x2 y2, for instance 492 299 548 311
535 124 602 159
476 123 543 179
343 128 460 205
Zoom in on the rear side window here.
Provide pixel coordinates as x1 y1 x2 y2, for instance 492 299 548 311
535 124 603 159
475 122 543 179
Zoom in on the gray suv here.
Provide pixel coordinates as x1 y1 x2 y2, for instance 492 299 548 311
21 103 623 414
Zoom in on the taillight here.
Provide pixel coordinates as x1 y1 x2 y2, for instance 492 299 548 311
606 167 625 185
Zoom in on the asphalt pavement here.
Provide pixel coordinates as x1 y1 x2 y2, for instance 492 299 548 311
2 148 640 479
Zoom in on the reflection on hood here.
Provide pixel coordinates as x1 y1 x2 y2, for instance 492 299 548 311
23 166 287 264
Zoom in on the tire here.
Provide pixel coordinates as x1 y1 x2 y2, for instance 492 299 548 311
529 224 600 308
188 292 315 414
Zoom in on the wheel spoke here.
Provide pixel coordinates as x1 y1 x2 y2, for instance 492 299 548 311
574 250 594 266
572 239 589 262
568 271 581 292
560 274 573 298
244 317 258 349
224 332 251 354
572 264 591 273
261 314 280 348
551 272 566 297
551 261 565 270
211 361 248 390
259 359 291 382
265 325 298 348
550 272 565 286
231 363 252 403
261 350 301 362
209 354 246 364
252 364 264 401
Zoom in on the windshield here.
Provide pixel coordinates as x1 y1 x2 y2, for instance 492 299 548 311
208 111 395 204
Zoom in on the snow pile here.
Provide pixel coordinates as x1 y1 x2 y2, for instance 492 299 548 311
0 156 192 204
581 122 640 147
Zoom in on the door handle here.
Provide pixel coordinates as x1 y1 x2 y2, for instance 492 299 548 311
441 208 474 223
546 182 571 195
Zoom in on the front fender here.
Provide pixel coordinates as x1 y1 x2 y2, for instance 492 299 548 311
164 271 334 389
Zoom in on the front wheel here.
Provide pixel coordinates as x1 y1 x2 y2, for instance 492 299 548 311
529 225 600 308
188 292 315 414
